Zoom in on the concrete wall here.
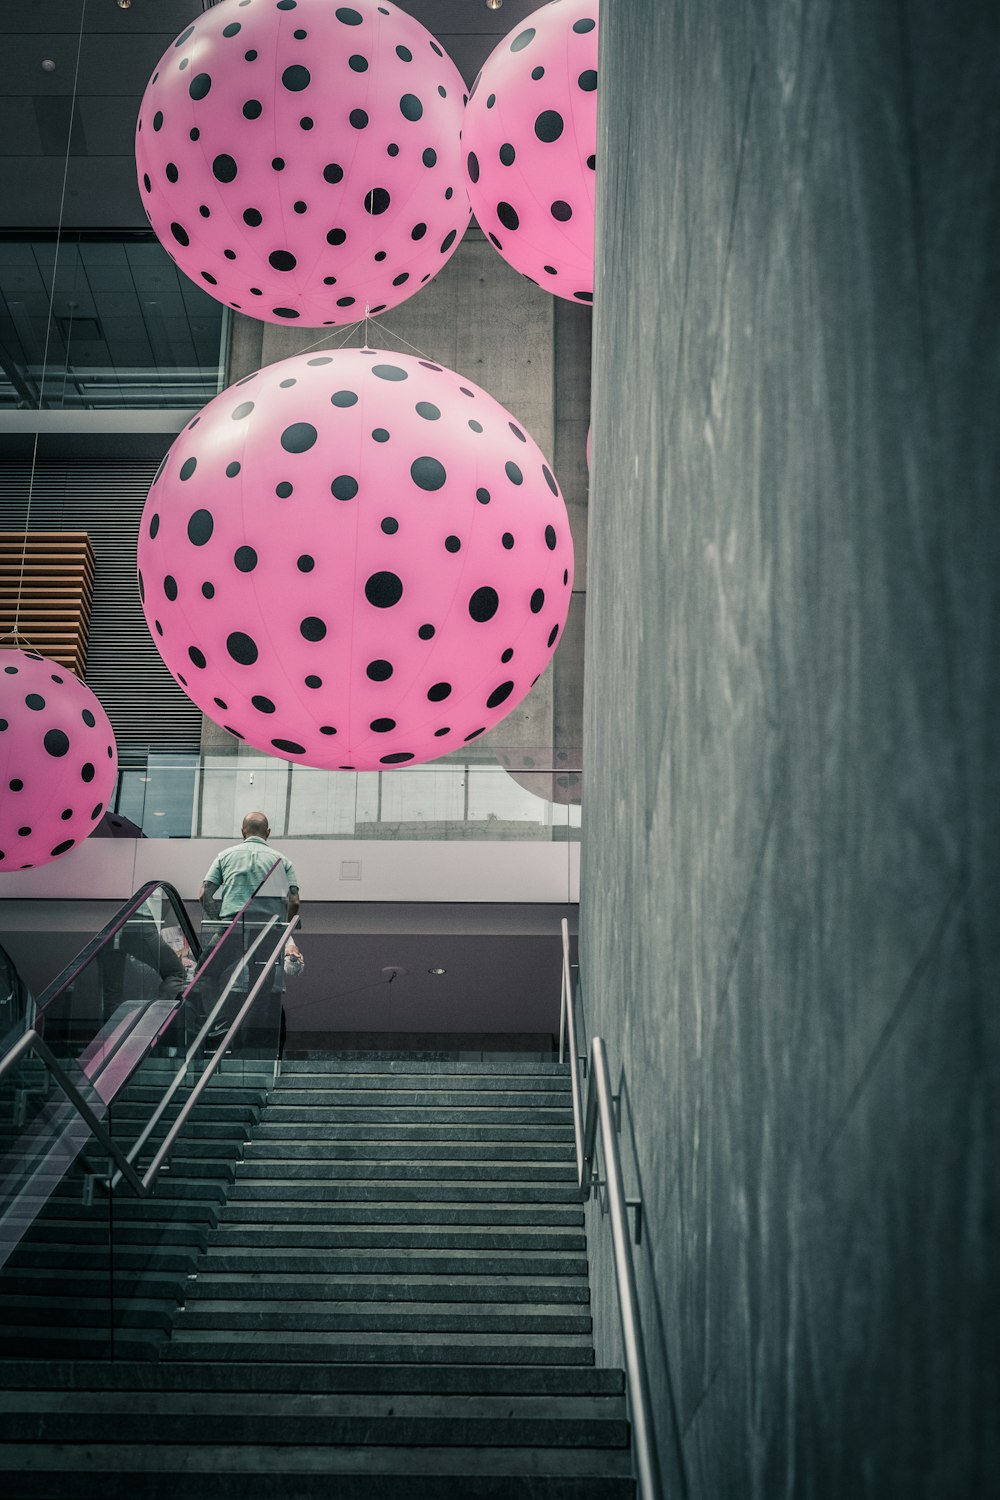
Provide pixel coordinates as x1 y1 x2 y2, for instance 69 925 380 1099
582 1 998 1496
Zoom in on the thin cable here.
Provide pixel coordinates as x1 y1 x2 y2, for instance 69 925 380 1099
364 311 437 362
11 0 89 643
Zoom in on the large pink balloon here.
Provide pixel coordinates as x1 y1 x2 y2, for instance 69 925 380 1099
0 651 118 872
137 349 573 770
464 0 598 303
135 0 470 326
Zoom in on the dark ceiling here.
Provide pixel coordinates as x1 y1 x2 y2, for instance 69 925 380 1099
0 0 540 228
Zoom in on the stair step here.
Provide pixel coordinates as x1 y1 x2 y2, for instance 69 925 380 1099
205 1227 586 1251
219 1203 582 1226
185 1274 588 1304
201 1250 589 1275
264 1108 571 1124
245 1140 575 1161
280 1059 568 1075
233 1160 575 1181
276 1073 569 1093
255 1122 574 1141
267 1090 571 1108
226 1183 581 1204
175 1305 593 1335
0 1360 624 1395
165 1333 595 1363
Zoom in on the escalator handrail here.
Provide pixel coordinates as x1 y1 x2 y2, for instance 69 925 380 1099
30 879 202 1022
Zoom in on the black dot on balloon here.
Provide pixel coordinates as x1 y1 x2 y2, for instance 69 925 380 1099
17 827 31 837
337 5 363 21
548 624 560 647
227 631 258 665
349 54 368 72
243 209 263 228
486 94 496 108
465 728 485 742
373 428 390 442
272 739 305 755
164 575 178 601
544 524 558 550
365 571 403 608
411 456 446 490
331 389 358 407
300 617 327 641
281 422 317 453
326 228 347 247
165 162 179 184
273 307 300 318
427 682 451 702
487 681 514 708
226 727 245 741
433 728 450 739
579 69 598 91
511 26 536 51
509 422 527 443
170 222 190 247
201 271 218 286
499 143 516 167
149 513 160 540
235 545 257 572
467 152 480 184
392 272 409 286
501 648 514 664
153 111 164 131
416 402 440 421
202 582 215 599
212 154 238 183
387 143 399 157
367 659 393 681
370 718 396 733
418 624 435 640
282 65 311 91
551 200 573 222
293 201 307 214
186 509 214 547
587 153 597 171
142 173 152 193
226 461 241 478
305 675 322 689
396 43 412 60
214 697 227 710
469 586 499 622
422 147 437 168
50 839 75 857
530 588 545 613
531 65 545 80
189 73 212 101
243 99 262 119
381 516 399 534
331 475 359 501
81 763 95 784
400 93 423 122
535 110 564 143
178 457 197 482
272 158 285 172
60 807 72 819
269 249 296 271
44 729 69 758
252 695 276 714
297 555 315 572
497 202 519 231
188 646 207 669
350 109 369 129
476 488 491 506
505 461 523 485
440 229 457 254
489 232 503 251
300 117 314 130
90 802 103 820
574 16 596 32
365 187 391 215
324 163 344 185
574 291 593 302
373 364 407 382
502 533 514 550
223 21 241 36
445 535 461 553
542 464 559 495
82 708 96 728
276 481 293 498
9 778 22 791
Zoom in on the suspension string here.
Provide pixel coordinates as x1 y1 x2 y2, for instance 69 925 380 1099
11 0 89 644
363 311 438 364
291 319 364 360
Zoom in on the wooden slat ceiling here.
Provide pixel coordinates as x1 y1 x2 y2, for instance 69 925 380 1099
0 530 94 676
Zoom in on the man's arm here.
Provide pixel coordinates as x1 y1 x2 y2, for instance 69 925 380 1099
199 881 221 918
287 886 300 923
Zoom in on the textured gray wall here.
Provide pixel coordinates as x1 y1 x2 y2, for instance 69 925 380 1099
581 1 998 1496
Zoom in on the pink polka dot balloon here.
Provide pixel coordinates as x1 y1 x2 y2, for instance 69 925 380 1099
0 651 118 872
137 349 573 770
464 0 598 304
135 0 470 326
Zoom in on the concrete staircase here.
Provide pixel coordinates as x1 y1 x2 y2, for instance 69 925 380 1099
0 1055 633 1497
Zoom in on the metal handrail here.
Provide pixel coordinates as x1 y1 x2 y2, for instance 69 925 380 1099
559 917 663 1500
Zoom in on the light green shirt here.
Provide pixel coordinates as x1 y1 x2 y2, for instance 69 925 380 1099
203 837 299 919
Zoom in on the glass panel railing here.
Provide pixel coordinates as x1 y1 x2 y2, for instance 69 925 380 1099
115 751 582 842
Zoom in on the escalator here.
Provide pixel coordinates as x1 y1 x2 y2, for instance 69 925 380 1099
0 862 298 1358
